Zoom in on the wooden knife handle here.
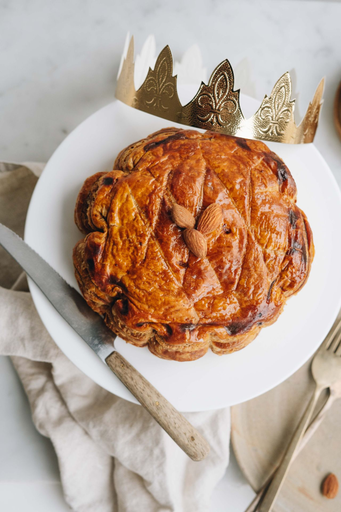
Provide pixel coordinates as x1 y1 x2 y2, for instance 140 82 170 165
105 351 210 461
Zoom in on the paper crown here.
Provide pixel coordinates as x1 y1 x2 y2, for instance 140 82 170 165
115 37 324 144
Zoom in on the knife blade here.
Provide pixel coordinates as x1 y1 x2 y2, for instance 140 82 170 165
0 223 210 461
0 223 115 362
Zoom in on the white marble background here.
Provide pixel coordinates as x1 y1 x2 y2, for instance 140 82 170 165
1 0 341 511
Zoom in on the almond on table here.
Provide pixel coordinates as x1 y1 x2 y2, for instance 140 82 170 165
322 473 339 499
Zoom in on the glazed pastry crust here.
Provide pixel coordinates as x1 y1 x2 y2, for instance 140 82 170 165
73 128 314 361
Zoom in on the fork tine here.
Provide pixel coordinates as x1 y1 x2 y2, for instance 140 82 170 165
327 319 341 353
330 327 341 354
336 342 341 356
321 316 341 351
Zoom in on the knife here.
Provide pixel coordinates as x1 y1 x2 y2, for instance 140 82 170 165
0 223 210 461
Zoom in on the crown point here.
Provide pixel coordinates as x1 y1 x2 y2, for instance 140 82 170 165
115 36 324 144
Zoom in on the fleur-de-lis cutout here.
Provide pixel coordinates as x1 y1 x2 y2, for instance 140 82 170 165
136 46 182 118
183 60 243 132
253 73 295 141
198 71 237 124
115 37 324 144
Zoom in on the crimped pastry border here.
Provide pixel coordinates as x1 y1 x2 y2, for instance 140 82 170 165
73 128 314 361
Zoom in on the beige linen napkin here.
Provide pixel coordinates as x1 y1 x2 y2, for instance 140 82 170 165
0 162 230 512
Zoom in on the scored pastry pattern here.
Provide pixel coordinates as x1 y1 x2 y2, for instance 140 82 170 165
73 128 314 361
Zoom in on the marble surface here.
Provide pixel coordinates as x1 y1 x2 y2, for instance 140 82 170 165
0 0 341 510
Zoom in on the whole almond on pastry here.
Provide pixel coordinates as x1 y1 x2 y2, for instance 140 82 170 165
171 204 196 229
183 228 207 259
322 473 339 499
197 203 223 235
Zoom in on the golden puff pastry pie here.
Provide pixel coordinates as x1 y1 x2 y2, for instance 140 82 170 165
73 128 314 361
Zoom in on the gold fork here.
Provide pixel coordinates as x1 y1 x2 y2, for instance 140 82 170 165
258 315 341 512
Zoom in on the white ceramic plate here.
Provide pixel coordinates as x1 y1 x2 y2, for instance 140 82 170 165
25 91 341 412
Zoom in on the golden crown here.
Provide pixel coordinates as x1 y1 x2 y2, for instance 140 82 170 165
115 36 324 144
